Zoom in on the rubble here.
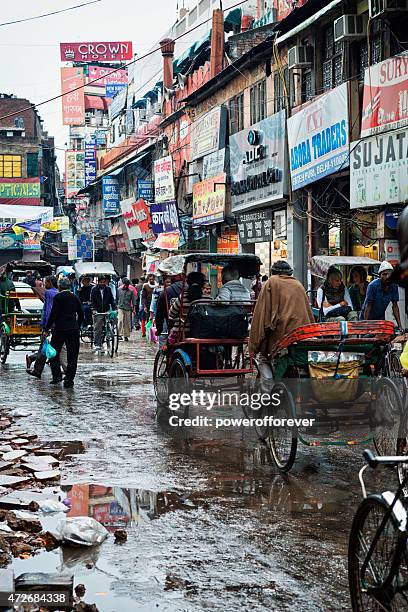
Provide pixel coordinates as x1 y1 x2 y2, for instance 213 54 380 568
114 528 127 544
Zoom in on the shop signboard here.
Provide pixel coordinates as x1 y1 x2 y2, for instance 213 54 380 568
0 178 41 205
95 129 108 146
287 83 349 190
192 174 226 227
76 233 94 259
60 42 133 62
278 0 308 20
105 83 127 98
150 200 179 234
60 216 71 242
67 238 77 261
190 106 227 161
350 127 408 209
203 149 225 180
23 233 41 252
361 54 408 137
88 65 128 87
84 136 97 187
152 231 180 250
230 110 287 212
102 176 121 216
65 151 85 198
60 67 85 126
384 239 400 266
154 156 175 203
0 233 23 250
132 199 154 241
120 197 141 241
137 180 154 202
217 228 239 254
237 209 273 244
109 86 127 120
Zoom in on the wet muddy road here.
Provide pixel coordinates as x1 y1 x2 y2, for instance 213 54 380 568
0 339 383 611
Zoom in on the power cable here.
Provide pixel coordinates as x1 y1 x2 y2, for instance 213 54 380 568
0 0 103 27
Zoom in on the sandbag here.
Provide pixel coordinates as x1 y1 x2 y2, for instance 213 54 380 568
189 304 248 339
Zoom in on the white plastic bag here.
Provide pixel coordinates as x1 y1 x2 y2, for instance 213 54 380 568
38 499 69 513
55 516 109 546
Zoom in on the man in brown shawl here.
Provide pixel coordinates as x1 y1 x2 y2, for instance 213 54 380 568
249 260 315 379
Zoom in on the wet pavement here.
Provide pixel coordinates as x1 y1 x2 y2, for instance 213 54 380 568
0 338 392 610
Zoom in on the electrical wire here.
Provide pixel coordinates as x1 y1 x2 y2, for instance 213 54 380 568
0 0 103 27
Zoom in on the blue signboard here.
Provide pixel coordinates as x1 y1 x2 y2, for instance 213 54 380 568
150 200 179 234
84 136 97 187
76 233 93 260
109 87 127 120
137 180 154 203
95 129 107 146
102 176 121 217
105 83 127 99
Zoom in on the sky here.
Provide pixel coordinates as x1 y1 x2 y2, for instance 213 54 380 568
0 0 181 170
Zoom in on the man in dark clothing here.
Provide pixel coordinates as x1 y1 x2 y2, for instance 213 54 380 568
155 278 183 335
23 270 36 288
78 276 93 327
90 276 116 351
45 277 84 388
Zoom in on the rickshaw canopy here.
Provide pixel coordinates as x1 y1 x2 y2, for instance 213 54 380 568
310 255 381 278
0 260 53 278
183 253 261 279
74 261 118 279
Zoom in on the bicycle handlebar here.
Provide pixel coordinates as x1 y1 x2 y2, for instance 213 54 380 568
363 449 408 469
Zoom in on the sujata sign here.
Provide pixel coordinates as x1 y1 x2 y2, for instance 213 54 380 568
361 53 408 137
287 83 349 190
0 178 41 205
350 127 408 209
88 65 128 87
60 42 133 62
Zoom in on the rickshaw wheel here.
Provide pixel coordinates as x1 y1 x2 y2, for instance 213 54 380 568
0 328 9 364
396 407 408 496
266 382 297 473
153 350 169 406
372 378 404 457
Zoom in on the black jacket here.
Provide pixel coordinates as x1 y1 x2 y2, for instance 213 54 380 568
46 290 84 332
155 281 183 335
90 285 116 313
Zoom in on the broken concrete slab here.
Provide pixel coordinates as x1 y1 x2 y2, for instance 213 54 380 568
11 439 29 446
22 455 59 467
0 446 13 453
34 471 60 482
0 492 46 511
0 476 32 488
1 451 27 463
0 568 14 592
0 462 14 473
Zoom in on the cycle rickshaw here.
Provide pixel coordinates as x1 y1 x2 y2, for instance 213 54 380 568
153 253 261 408
0 260 53 364
261 320 404 472
74 261 119 357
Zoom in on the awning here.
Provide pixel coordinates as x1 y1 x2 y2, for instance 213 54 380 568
84 95 108 111
275 0 342 45
224 7 242 32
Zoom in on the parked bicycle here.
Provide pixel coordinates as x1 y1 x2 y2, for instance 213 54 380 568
348 449 408 611
80 310 119 358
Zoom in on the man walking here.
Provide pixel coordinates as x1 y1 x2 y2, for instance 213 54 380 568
27 275 58 379
117 279 136 342
90 275 116 351
361 261 402 328
45 277 84 388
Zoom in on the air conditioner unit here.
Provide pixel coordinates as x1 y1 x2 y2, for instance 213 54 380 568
334 15 366 42
369 0 408 17
287 45 313 69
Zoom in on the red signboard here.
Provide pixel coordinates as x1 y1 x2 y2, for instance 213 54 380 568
60 41 133 62
61 67 85 126
0 178 41 205
361 54 408 137
132 199 154 241
88 65 128 88
278 0 308 20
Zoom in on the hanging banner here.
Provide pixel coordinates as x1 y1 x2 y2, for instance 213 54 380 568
60 42 133 62
0 204 53 224
287 83 349 190
190 106 227 161
230 110 287 211
154 156 175 203
23 233 41 252
0 233 23 250
102 176 121 216
88 66 128 87
237 209 273 244
152 231 180 251
350 127 408 209
137 180 154 202
84 136 97 187
150 200 179 234
65 151 85 198
361 53 408 137
60 67 85 126
0 178 41 205
120 198 142 241
192 174 226 227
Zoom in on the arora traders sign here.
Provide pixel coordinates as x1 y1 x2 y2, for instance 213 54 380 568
230 110 287 212
60 42 133 62
361 53 408 137
287 83 349 190
350 127 408 209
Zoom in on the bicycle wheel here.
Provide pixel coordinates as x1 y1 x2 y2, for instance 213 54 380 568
112 321 119 354
373 379 404 457
80 326 93 344
105 321 115 358
348 495 404 611
153 350 169 406
387 349 408 400
265 382 297 472
397 403 408 495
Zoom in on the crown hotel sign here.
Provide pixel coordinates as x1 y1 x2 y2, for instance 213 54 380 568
60 42 133 63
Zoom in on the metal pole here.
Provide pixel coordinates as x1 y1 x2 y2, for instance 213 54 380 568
307 188 313 262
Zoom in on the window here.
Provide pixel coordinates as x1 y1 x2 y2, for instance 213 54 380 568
301 70 313 103
274 69 291 113
14 117 24 129
358 22 384 81
250 79 267 125
322 26 344 92
27 153 39 178
0 155 22 178
229 93 244 135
